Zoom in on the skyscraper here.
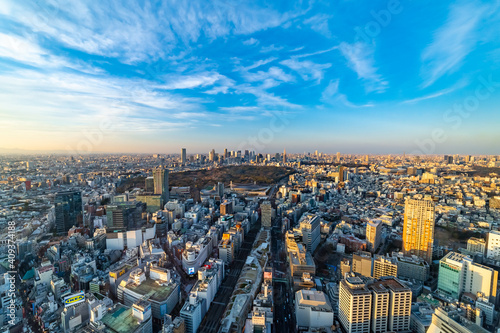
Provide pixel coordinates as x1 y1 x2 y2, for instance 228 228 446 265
55 190 82 234
402 198 435 263
366 220 382 253
153 167 169 202
336 152 341 163
283 149 287 163
181 148 187 165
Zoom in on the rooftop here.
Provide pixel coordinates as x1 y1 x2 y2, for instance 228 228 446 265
125 278 177 302
101 304 141 333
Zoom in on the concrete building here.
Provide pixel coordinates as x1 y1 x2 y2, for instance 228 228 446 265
117 267 180 320
437 252 498 303
352 251 372 278
373 255 397 279
366 220 382 253
467 237 486 255
182 237 213 275
297 213 321 252
428 306 489 333
368 278 412 332
96 301 153 333
486 230 500 259
392 252 430 282
295 290 334 330
180 292 206 333
261 201 272 228
339 277 372 333
218 234 235 265
339 276 412 333
410 303 434 333
402 198 435 263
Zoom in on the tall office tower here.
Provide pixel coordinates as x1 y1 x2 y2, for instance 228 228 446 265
224 148 228 159
338 165 346 183
366 220 382 253
181 148 187 165
209 149 215 162
153 167 169 201
352 251 373 277
299 214 321 252
437 252 498 303
55 191 83 234
402 198 435 263
337 152 341 162
339 276 411 333
339 277 372 333
283 149 287 163
364 155 369 163
145 176 154 192
373 255 397 279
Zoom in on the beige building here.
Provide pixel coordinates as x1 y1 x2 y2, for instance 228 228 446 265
467 237 486 255
373 255 397 279
339 277 372 333
352 251 372 278
403 198 435 263
339 276 411 333
366 220 382 253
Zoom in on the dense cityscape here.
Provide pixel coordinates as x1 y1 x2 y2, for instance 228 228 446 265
1 151 500 333
2 0 500 332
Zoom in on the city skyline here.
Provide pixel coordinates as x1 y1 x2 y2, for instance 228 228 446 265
1 1 499 154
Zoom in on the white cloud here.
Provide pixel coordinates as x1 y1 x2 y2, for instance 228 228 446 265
321 79 373 108
2 0 299 64
243 38 259 46
260 44 284 53
339 41 388 92
421 2 487 87
280 58 331 83
304 14 332 37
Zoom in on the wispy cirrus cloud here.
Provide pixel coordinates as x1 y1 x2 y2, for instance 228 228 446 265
322 79 373 108
339 41 388 93
401 79 468 104
304 14 332 37
280 58 331 83
420 2 487 87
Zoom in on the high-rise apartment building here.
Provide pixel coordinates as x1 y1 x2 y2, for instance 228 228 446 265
55 190 82 234
339 276 411 333
373 255 397 279
402 198 435 263
181 148 187 165
153 167 169 202
437 252 498 303
366 220 382 253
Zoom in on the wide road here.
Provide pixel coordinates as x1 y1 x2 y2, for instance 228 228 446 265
272 216 296 333
198 219 261 333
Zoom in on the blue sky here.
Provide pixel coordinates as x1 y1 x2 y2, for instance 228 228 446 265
1 0 499 154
